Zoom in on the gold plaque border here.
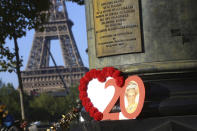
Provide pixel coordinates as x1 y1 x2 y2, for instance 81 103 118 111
93 0 143 58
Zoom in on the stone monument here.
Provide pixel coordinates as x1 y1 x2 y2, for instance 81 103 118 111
79 0 197 130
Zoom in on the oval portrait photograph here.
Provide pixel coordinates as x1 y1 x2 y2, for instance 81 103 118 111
120 76 145 119
125 81 139 114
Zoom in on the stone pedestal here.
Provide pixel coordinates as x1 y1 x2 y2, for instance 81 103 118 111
84 0 197 130
85 0 197 71
71 115 197 131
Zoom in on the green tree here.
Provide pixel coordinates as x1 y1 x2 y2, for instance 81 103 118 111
0 0 51 120
65 85 80 109
0 0 84 121
29 94 55 121
0 82 21 120
29 86 79 122
29 94 67 121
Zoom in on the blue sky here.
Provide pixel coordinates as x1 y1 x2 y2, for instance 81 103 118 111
0 2 89 88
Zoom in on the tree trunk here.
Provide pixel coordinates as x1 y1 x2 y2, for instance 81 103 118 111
13 36 25 120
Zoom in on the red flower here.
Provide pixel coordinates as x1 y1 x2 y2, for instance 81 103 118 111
115 76 124 87
89 69 99 78
103 67 116 77
94 112 103 121
78 84 87 92
98 72 106 82
82 97 90 106
84 71 92 81
95 70 102 78
85 102 93 112
89 107 98 117
112 70 121 78
78 66 124 121
80 77 88 85
79 91 87 100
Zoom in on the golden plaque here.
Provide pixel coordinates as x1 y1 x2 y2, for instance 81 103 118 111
93 0 142 57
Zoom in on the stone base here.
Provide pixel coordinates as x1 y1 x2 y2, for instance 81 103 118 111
71 115 197 131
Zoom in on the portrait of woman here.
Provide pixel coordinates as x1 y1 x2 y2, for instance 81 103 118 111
124 81 139 114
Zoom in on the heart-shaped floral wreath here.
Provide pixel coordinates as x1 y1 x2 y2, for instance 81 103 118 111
78 67 124 121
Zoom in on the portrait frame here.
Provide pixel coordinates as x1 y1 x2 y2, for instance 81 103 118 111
120 76 145 119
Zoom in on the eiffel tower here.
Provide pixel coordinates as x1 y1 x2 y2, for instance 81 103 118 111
21 0 88 95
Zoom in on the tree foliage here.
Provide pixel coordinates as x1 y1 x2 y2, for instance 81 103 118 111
0 0 82 121
0 0 50 40
0 80 79 122
0 80 80 122
0 0 50 72
0 81 21 120
0 0 51 120
29 86 79 121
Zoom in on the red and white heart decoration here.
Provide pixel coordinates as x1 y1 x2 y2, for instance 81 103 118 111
78 67 145 121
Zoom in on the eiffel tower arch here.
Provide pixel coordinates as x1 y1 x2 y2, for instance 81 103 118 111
21 0 88 95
